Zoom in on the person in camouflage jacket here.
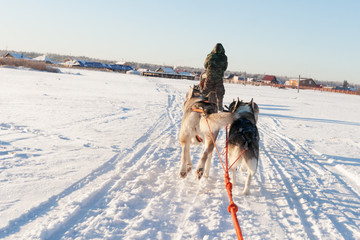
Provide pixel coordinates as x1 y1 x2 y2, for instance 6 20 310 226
201 43 228 111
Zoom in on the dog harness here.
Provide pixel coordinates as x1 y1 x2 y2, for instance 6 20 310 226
229 118 258 149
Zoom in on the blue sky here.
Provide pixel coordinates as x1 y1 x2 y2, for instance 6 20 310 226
1 0 359 83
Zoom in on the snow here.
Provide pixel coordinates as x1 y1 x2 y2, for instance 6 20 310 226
0 67 359 239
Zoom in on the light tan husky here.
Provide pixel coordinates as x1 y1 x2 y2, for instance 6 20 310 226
179 86 236 180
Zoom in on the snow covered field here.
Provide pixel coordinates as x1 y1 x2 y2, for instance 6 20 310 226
1 67 359 240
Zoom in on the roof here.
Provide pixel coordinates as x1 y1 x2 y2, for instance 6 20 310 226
289 78 314 82
156 67 176 74
5 53 31 60
33 55 54 63
126 69 140 75
176 71 193 76
63 59 133 71
224 73 234 79
262 75 276 81
137 68 149 72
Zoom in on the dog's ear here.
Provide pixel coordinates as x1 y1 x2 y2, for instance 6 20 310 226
248 98 255 109
233 98 240 112
190 87 195 97
186 86 195 100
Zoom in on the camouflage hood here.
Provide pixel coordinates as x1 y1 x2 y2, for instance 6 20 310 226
212 43 225 54
204 43 228 72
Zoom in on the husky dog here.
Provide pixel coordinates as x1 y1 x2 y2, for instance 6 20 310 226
179 86 235 180
226 98 259 195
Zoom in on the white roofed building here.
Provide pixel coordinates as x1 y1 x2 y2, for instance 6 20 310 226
155 67 177 74
4 53 31 60
33 55 55 64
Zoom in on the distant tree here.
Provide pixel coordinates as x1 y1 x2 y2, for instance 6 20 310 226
343 80 349 89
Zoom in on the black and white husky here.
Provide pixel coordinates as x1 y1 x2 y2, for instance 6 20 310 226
226 98 260 195
179 86 236 180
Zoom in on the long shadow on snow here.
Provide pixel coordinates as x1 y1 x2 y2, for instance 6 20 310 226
258 104 291 112
260 113 360 126
321 155 360 167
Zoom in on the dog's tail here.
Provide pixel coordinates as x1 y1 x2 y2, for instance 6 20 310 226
200 112 234 133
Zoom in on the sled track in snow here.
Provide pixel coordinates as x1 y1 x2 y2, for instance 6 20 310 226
257 117 360 239
4 77 359 239
48 83 184 239
1 81 184 239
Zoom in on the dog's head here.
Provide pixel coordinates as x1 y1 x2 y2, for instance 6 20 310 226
184 86 218 114
226 98 259 123
185 85 203 101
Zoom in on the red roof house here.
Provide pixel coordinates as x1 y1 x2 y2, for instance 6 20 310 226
262 75 278 84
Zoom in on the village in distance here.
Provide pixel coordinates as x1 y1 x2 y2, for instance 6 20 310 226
1 49 359 95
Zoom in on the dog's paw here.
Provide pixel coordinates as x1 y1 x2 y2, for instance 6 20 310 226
179 171 188 178
242 189 250 195
196 168 204 180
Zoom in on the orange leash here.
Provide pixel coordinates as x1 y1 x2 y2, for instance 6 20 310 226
225 126 244 240
193 107 245 240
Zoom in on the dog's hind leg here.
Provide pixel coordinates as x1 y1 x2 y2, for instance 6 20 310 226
243 171 252 195
196 137 215 180
179 140 192 178
228 145 241 186
242 157 258 195
203 152 213 178
231 168 237 186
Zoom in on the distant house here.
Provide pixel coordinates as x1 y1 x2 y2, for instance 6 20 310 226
110 64 133 72
176 70 194 77
176 70 190 76
143 66 194 80
63 59 133 72
126 69 140 75
334 86 355 91
63 59 82 67
288 78 318 87
33 55 54 64
223 73 234 81
156 67 177 74
5 53 31 60
137 68 150 73
262 75 279 84
233 76 244 81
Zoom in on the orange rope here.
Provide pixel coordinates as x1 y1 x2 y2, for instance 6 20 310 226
225 125 244 240
229 149 246 170
193 108 245 240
